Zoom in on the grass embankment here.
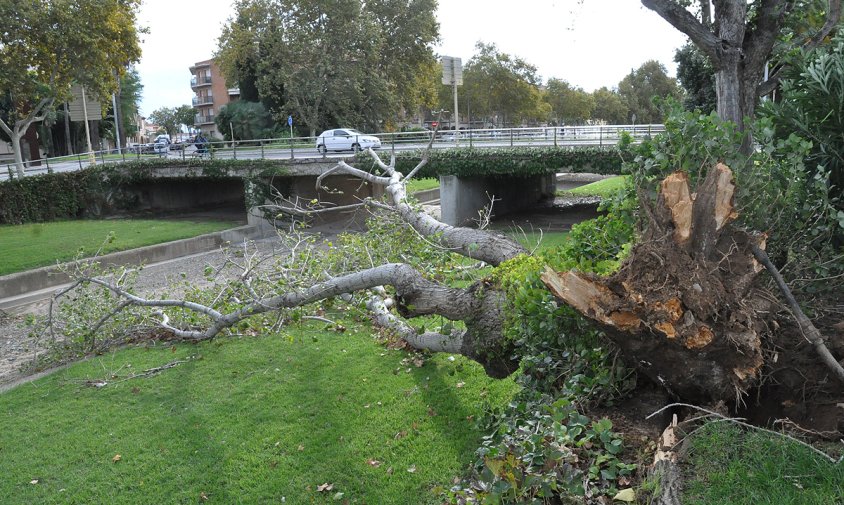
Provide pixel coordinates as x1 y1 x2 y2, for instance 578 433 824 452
406 178 440 194
682 423 843 504
0 219 238 276
558 175 627 197
0 323 517 504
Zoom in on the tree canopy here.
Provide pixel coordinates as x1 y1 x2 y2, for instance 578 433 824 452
590 87 629 125
216 0 439 136
148 106 196 137
0 0 142 176
215 100 277 141
461 42 549 127
617 60 681 124
544 79 594 125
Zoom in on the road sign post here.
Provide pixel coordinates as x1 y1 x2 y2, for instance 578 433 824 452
441 56 463 146
288 115 294 159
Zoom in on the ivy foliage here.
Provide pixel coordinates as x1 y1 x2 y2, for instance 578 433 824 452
445 184 639 503
0 159 288 225
360 147 626 179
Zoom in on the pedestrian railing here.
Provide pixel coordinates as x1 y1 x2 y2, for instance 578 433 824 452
1 124 664 181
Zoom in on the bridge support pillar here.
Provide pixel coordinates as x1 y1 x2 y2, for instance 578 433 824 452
439 173 556 227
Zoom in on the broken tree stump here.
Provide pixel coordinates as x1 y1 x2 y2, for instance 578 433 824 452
542 164 768 403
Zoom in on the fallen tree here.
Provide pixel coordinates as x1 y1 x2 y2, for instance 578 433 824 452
45 148 843 427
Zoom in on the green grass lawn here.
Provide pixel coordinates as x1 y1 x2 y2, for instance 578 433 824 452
0 219 238 276
681 423 843 504
510 230 569 251
0 322 518 504
406 178 439 194
559 175 628 197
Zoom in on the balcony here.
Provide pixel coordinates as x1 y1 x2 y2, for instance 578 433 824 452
192 95 214 106
195 114 215 125
190 75 212 88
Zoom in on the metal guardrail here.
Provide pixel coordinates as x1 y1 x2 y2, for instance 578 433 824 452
1 124 664 181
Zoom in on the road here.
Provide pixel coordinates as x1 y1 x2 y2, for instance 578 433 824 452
1 134 634 181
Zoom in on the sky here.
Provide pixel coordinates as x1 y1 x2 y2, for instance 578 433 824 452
135 0 689 116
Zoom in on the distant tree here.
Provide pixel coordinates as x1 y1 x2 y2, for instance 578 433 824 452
674 42 716 114
0 0 142 176
217 0 439 136
544 79 594 125
148 108 178 137
590 87 629 125
462 42 548 126
99 69 144 148
117 70 144 141
617 60 681 124
215 101 277 140
173 105 197 132
148 105 196 138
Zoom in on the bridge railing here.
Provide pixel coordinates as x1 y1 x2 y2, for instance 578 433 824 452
1 124 664 181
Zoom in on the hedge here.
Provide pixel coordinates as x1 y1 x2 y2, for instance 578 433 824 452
1 148 621 225
0 159 285 225
357 146 625 178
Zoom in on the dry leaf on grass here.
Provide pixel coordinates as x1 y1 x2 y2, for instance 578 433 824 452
317 483 334 492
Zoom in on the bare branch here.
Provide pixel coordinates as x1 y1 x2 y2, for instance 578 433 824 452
751 245 844 383
641 0 719 62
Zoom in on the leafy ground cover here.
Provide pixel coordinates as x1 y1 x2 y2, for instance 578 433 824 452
558 175 627 198
0 322 518 504
0 219 238 276
681 423 843 504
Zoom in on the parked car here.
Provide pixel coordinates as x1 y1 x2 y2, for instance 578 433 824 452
316 128 381 154
153 136 171 154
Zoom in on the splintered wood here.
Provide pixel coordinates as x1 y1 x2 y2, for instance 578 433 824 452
541 164 767 403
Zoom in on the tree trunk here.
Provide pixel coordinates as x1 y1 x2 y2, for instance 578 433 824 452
64 102 74 155
10 131 25 178
542 164 769 403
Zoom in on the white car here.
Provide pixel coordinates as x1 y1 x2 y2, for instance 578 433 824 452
316 128 381 154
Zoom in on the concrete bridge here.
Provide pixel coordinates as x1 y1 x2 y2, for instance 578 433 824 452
114 156 573 229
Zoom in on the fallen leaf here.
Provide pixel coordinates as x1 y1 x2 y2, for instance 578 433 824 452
427 406 437 417
317 483 334 492
29 480 38 485
456 381 465 388
200 491 209 501
333 492 344 500
413 358 424 367
112 454 122 463
613 488 636 502
366 459 382 467
386 467 394 475
298 444 304 451
407 465 416 473
394 431 407 440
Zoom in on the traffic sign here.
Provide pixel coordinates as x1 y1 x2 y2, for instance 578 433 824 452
287 115 293 126
441 56 462 86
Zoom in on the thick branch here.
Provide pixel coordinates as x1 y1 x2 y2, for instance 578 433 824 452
641 0 720 62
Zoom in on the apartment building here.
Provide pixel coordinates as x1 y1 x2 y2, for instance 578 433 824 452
189 59 240 138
